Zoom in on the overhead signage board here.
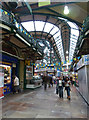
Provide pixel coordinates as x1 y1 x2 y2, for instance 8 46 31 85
84 54 89 65
77 54 89 70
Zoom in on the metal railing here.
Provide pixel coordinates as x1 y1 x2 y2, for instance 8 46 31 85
82 15 89 34
0 7 43 54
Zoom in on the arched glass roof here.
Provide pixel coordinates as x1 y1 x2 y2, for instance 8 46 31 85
67 22 79 62
22 21 65 62
22 20 79 63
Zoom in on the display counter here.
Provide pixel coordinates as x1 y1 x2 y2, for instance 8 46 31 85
26 76 42 89
0 64 12 94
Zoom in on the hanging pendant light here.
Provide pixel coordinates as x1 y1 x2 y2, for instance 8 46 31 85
64 5 69 15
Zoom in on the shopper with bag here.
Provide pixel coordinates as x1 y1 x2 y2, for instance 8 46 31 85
65 77 71 100
56 77 59 94
14 75 19 93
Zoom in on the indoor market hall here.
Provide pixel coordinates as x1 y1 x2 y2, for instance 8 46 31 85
0 1 89 120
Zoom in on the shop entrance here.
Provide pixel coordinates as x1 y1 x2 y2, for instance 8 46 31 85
12 67 16 92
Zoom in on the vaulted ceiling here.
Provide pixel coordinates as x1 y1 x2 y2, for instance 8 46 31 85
2 1 89 63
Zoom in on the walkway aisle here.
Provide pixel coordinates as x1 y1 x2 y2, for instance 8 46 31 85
2 85 87 118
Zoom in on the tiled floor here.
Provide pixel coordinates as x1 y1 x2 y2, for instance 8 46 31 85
2 85 88 118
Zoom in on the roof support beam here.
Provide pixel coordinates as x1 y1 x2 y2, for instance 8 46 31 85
24 1 32 15
32 15 36 38
41 16 49 38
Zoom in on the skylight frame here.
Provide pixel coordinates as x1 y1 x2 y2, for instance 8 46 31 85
22 20 65 63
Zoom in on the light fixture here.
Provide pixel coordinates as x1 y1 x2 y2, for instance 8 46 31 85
64 5 69 15
66 51 68 54
66 56 68 59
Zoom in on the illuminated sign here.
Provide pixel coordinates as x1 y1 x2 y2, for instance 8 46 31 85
77 54 89 70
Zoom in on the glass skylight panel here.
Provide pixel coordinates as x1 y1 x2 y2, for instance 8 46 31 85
71 34 78 38
71 37 77 40
22 20 65 63
57 43 61 47
71 29 79 36
39 42 45 47
57 45 61 49
56 40 60 44
44 22 54 33
55 38 61 42
55 39 59 42
58 17 68 21
53 32 60 39
58 47 62 51
55 36 61 40
57 46 60 50
21 21 34 31
46 41 50 46
67 22 78 29
50 26 59 35
71 42 76 46
35 21 45 31
68 21 79 62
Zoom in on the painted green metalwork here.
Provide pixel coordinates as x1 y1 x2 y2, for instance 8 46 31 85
24 1 32 15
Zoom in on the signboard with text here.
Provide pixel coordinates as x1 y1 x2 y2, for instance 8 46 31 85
77 54 89 70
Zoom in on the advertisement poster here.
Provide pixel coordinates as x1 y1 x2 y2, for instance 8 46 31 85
0 67 4 99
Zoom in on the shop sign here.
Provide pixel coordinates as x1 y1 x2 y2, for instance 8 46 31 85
84 54 89 65
77 57 84 70
0 68 4 99
77 54 89 70
12 63 16 67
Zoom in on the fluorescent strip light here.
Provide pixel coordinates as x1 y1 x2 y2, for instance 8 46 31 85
33 48 36 50
16 33 31 47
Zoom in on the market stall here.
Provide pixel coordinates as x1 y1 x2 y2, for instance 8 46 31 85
0 67 4 99
0 64 12 94
77 54 89 104
0 53 19 95
25 65 42 89
26 75 42 89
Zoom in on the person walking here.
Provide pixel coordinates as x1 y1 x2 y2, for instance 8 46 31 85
14 75 19 93
58 77 63 98
65 77 71 100
43 75 47 90
56 77 59 95
70 76 73 86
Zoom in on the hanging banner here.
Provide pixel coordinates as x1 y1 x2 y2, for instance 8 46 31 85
0 67 4 99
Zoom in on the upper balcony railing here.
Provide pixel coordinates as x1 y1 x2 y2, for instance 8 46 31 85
82 15 89 34
0 7 43 54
